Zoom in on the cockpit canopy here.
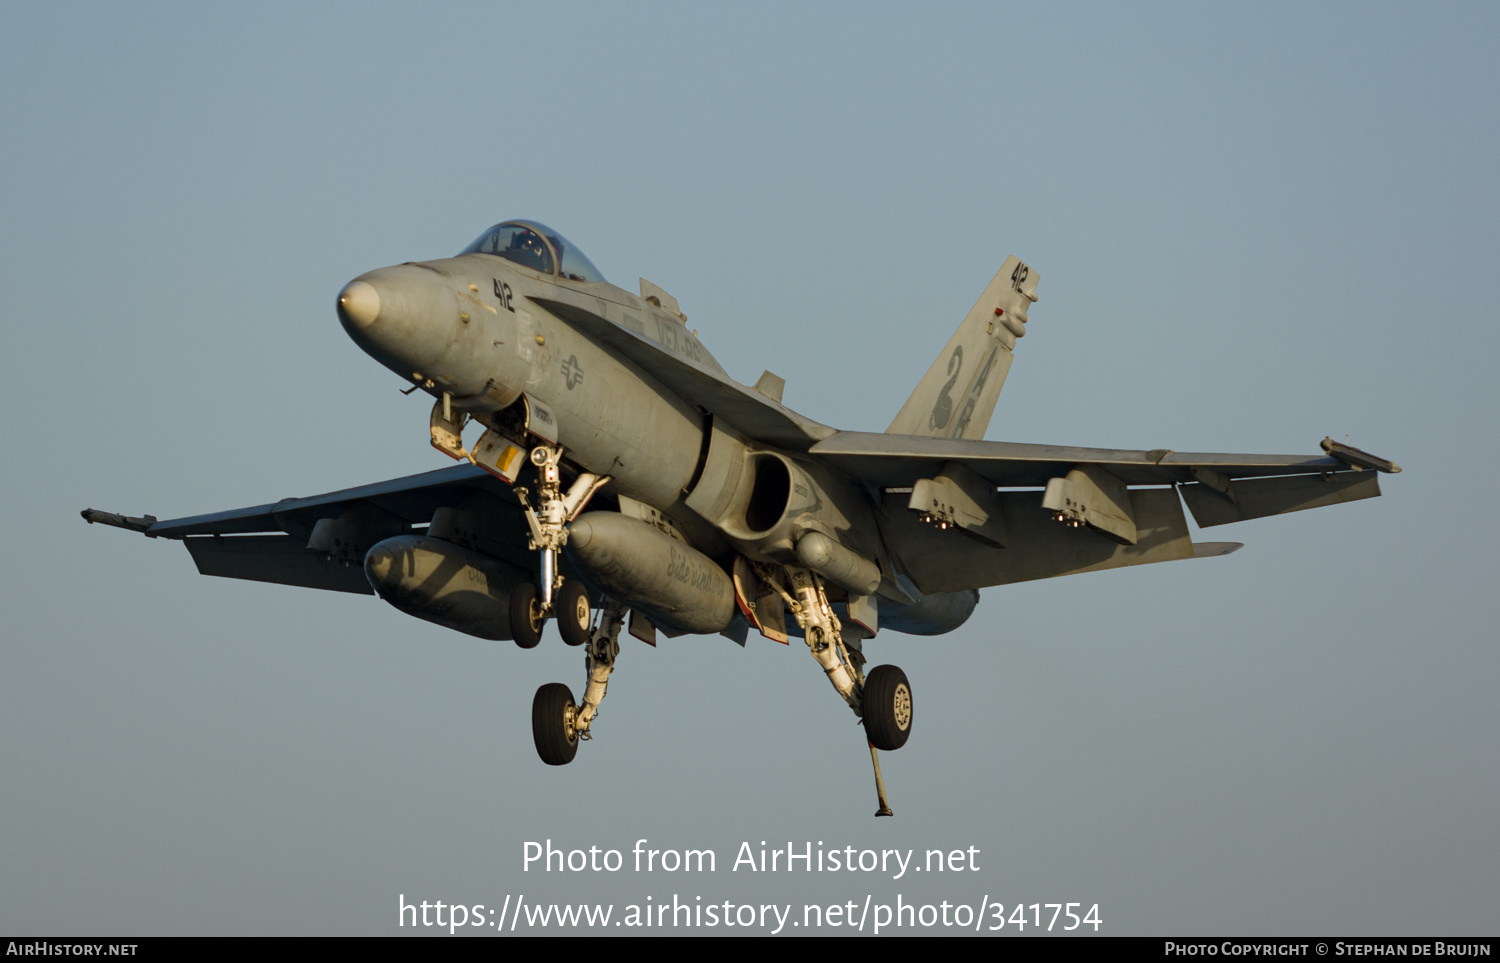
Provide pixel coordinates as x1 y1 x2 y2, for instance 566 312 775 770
460 220 607 283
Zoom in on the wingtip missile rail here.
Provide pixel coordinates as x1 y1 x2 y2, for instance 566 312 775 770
1319 437 1402 474
80 509 160 537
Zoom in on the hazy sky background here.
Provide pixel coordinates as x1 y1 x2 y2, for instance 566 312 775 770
2 1 1496 936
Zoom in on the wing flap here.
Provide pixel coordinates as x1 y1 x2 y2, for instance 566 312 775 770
1179 472 1381 528
883 487 1195 594
184 535 375 594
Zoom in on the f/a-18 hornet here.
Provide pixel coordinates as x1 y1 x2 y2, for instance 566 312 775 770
84 220 1399 815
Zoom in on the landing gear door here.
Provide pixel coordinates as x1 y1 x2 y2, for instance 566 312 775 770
733 555 789 644
524 395 560 445
472 430 527 484
429 399 466 460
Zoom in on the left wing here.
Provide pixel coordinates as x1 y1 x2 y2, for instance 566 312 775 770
809 431 1399 595
811 431 1395 526
810 431 1393 486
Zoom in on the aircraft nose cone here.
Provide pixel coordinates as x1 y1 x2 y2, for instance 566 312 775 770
336 264 462 377
337 280 381 329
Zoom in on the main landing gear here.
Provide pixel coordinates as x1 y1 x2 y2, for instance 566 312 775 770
755 563 913 817
532 599 626 766
471 433 911 811
525 551 913 816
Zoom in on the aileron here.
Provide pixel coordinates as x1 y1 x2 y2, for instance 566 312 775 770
1180 472 1382 528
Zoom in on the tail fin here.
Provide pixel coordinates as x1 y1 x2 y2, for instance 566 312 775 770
885 257 1039 440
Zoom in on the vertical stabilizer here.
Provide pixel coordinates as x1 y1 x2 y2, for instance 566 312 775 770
885 257 1039 440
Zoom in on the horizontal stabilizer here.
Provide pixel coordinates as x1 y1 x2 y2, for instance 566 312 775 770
1192 542 1244 557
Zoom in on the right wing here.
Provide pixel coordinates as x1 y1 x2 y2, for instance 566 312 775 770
82 464 537 595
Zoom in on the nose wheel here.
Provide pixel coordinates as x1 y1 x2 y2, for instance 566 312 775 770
508 443 609 649
510 582 545 648
509 578 590 648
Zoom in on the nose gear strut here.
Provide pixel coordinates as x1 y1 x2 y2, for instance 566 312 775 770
425 399 610 646
509 444 609 646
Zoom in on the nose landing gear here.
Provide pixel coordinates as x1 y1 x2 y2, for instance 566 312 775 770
509 444 609 648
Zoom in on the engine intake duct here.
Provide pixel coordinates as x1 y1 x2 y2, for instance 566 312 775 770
684 421 879 566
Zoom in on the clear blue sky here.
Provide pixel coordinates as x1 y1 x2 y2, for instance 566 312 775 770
2 1 1495 935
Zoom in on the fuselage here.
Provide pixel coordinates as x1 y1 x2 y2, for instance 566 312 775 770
339 251 710 511
335 221 979 638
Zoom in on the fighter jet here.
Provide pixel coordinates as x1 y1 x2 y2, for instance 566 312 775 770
82 219 1399 815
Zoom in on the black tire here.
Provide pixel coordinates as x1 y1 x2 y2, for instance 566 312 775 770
532 682 579 765
510 581 544 649
556 580 592 647
863 664 913 751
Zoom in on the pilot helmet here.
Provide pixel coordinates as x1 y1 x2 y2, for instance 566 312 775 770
506 228 549 267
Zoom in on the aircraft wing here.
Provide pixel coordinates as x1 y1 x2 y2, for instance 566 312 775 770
82 464 533 595
810 431 1373 487
533 296 837 450
812 430 1396 528
810 431 1398 595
